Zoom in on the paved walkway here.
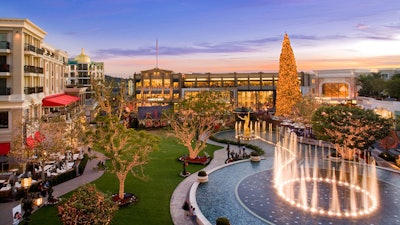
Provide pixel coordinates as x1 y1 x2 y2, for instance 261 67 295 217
170 140 234 225
0 150 105 225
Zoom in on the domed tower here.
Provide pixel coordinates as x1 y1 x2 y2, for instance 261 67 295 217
67 48 104 100
74 48 91 64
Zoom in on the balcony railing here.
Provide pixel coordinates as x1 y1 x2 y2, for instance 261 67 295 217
24 65 43 74
0 87 11 95
36 48 44 55
24 44 36 52
0 41 10 50
23 86 43 94
0 64 10 72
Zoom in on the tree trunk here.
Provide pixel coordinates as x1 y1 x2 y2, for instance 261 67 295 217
118 175 126 199
41 162 46 181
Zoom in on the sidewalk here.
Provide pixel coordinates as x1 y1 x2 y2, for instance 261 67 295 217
0 150 105 225
170 140 234 225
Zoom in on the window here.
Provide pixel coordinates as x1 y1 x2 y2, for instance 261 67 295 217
0 33 7 41
322 83 349 98
0 111 8 128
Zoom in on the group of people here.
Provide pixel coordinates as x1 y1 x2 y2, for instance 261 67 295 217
182 201 197 222
38 180 59 204
225 143 248 163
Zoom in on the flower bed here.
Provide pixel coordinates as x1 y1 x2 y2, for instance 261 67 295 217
112 193 137 207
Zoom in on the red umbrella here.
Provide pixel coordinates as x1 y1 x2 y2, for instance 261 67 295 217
26 136 36 150
34 131 45 143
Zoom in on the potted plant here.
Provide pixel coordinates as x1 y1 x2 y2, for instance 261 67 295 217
216 217 230 225
197 170 208 183
250 151 261 162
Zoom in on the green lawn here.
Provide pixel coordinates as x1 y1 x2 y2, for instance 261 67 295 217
30 130 222 225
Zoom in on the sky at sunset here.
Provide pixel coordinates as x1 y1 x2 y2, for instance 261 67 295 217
2 0 400 78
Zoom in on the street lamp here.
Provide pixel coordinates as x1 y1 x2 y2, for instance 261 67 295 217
21 172 33 224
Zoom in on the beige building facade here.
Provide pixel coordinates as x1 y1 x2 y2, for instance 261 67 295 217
0 18 70 154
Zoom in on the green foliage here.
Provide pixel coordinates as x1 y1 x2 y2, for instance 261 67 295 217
250 151 260 156
292 94 321 123
89 80 159 199
163 90 231 159
198 170 207 176
216 217 231 225
312 105 392 159
357 73 385 98
385 74 400 99
58 184 117 225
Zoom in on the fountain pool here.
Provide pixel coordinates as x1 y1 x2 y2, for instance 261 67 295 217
194 130 400 225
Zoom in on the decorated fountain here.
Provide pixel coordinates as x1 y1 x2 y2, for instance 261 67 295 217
234 110 267 141
273 131 379 218
195 126 400 225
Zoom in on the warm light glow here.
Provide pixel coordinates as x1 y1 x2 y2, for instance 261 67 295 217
21 177 32 189
273 132 380 218
35 197 43 206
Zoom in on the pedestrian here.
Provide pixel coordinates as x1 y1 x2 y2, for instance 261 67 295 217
226 143 230 159
182 201 190 218
190 206 197 221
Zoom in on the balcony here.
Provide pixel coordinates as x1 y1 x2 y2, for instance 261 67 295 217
24 44 36 52
23 86 43 94
24 87 35 94
24 65 43 74
0 64 10 72
36 48 44 55
0 87 11 95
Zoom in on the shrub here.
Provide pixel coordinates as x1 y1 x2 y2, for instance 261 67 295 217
250 151 260 156
216 217 230 225
198 170 207 177
58 184 117 225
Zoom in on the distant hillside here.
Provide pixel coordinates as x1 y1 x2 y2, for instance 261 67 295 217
105 75 129 83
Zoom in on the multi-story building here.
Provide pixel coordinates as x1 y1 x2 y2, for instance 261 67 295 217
0 18 80 155
132 67 312 111
312 69 368 105
66 48 105 100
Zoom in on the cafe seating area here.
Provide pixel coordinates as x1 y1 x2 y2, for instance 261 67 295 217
0 150 85 202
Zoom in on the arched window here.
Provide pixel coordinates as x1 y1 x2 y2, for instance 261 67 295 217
322 83 349 98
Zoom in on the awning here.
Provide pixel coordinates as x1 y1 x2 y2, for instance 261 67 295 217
42 93 80 107
0 143 10 155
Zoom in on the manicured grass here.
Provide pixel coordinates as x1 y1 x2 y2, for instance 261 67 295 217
30 130 222 225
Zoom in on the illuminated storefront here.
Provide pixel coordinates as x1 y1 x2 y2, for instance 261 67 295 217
133 69 312 111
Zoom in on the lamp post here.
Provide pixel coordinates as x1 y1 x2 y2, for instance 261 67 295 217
21 172 33 224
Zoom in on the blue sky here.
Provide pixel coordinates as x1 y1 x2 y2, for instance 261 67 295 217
2 0 400 77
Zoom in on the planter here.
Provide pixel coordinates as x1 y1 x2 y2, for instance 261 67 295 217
197 175 208 183
250 155 261 162
112 193 137 207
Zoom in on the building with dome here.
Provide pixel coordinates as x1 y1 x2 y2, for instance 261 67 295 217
66 48 104 100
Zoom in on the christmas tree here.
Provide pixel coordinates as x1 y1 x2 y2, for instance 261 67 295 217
275 33 302 117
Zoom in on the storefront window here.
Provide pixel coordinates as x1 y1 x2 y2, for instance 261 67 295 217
237 91 274 110
322 83 349 98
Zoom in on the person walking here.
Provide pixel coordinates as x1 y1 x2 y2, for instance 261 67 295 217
226 143 230 159
182 201 190 219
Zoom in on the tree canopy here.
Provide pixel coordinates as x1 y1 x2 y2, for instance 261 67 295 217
385 74 400 99
87 81 159 199
357 73 385 98
312 105 392 160
163 90 231 159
